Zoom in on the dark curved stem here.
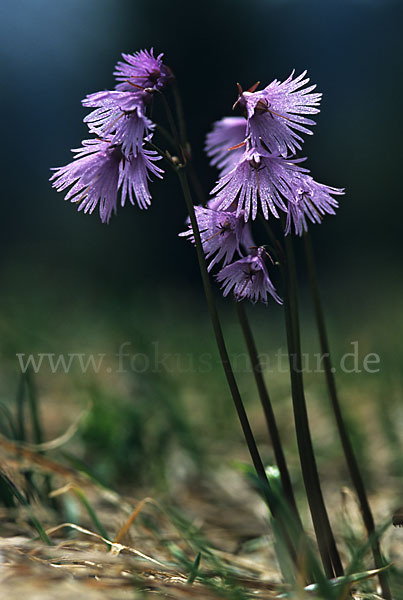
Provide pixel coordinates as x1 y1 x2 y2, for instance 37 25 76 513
172 82 188 149
167 84 298 567
303 232 391 599
155 124 177 150
159 92 181 152
177 168 299 566
234 300 301 523
282 232 344 579
178 172 267 485
260 219 343 577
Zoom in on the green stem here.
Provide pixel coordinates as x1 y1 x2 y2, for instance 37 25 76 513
303 232 391 599
16 373 26 442
25 370 43 445
234 300 301 523
0 473 51 545
26 370 57 511
282 232 343 579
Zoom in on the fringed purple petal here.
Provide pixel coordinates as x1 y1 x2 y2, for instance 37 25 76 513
114 48 173 92
119 148 164 210
179 207 251 271
50 138 121 223
205 117 247 175
216 248 282 305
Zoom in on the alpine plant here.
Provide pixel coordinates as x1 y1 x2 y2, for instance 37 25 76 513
50 51 343 305
193 70 343 304
51 49 171 223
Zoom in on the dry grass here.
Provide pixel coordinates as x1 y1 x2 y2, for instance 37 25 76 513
0 430 401 600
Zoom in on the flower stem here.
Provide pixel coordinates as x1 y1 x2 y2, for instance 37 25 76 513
177 168 297 558
155 124 177 150
172 82 188 149
234 300 301 522
303 232 391 599
282 231 344 579
159 92 181 153
169 86 298 568
261 219 342 576
177 172 264 475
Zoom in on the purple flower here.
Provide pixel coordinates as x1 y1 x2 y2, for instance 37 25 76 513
114 48 173 93
217 247 282 305
50 139 164 222
179 207 253 271
234 71 321 156
211 149 306 222
50 138 122 223
119 148 164 210
285 175 343 236
211 148 342 231
83 91 154 157
205 117 247 175
83 90 149 113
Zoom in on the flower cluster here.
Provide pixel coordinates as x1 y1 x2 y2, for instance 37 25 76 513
182 71 343 304
51 49 172 223
206 72 344 235
180 203 281 304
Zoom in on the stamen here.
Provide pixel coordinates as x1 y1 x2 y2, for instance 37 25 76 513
126 80 146 90
239 278 250 298
267 107 293 122
300 192 322 221
261 246 275 265
255 99 269 113
247 81 260 93
107 112 125 131
72 186 90 204
204 229 223 243
228 141 246 151
232 83 244 111
306 198 322 221
204 221 231 242
239 270 255 297
255 167 261 198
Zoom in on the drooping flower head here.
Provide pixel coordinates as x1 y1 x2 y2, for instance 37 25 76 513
51 48 169 222
119 147 164 210
83 91 154 157
205 117 247 176
211 149 304 222
51 139 164 222
233 71 321 156
284 174 343 236
211 151 344 235
114 48 173 93
210 147 343 233
179 207 253 271
217 247 282 305
50 138 122 223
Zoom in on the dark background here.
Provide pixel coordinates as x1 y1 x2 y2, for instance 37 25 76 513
0 0 402 295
